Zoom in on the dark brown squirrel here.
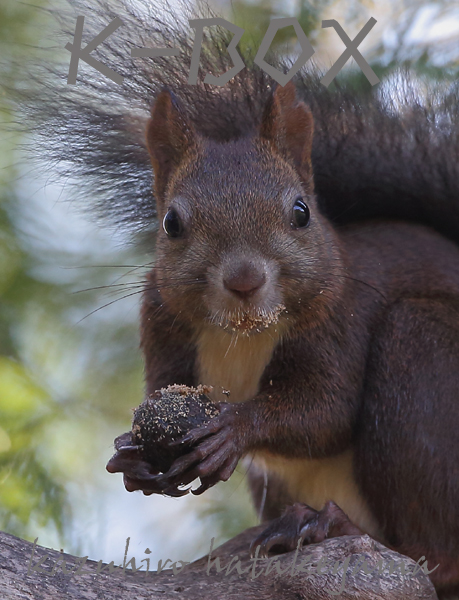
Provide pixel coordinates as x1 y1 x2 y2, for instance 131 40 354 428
103 80 459 598
25 2 459 597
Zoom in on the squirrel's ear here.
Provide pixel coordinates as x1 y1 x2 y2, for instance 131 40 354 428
260 81 314 181
146 89 197 199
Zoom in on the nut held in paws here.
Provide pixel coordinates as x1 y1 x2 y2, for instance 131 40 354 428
132 384 220 473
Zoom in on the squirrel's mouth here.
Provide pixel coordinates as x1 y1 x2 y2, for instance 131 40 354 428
209 304 286 335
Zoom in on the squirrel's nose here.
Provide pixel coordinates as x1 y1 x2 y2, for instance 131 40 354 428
223 263 266 299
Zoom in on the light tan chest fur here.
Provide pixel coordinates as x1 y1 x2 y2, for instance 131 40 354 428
196 325 379 538
196 325 280 403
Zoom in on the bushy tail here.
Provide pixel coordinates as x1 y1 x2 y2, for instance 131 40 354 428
301 76 459 245
15 0 459 244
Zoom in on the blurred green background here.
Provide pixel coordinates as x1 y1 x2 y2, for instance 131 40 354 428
0 0 458 565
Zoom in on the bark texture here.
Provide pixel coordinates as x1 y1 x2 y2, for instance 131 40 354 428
0 527 438 599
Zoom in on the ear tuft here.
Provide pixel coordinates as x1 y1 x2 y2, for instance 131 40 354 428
146 89 197 200
260 81 314 180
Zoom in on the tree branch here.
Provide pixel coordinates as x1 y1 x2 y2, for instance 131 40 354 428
0 527 438 599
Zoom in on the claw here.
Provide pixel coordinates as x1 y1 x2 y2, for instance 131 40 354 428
169 424 214 447
191 475 219 495
114 432 135 451
122 472 191 497
170 407 231 448
169 433 195 447
116 444 141 453
250 532 301 558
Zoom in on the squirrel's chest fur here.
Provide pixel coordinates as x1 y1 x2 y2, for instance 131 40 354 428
196 325 280 404
195 325 379 537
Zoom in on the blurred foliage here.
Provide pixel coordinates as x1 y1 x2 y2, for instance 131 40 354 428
0 0 68 541
0 0 459 564
231 0 333 57
0 0 147 548
227 0 459 82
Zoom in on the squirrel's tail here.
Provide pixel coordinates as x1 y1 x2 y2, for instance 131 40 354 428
301 76 459 246
17 0 459 244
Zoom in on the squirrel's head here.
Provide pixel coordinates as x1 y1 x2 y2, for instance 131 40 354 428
146 83 343 336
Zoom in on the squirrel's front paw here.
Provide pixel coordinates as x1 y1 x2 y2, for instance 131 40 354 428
154 403 244 495
106 433 189 498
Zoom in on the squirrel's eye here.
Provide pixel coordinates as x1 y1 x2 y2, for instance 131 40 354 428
292 198 310 229
163 208 183 238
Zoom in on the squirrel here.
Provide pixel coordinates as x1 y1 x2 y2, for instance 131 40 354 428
26 0 459 597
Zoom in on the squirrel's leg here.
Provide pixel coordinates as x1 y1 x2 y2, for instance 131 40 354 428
355 297 459 595
249 500 362 558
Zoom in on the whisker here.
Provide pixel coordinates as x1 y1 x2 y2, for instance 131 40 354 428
76 288 154 324
72 282 147 294
169 311 182 334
